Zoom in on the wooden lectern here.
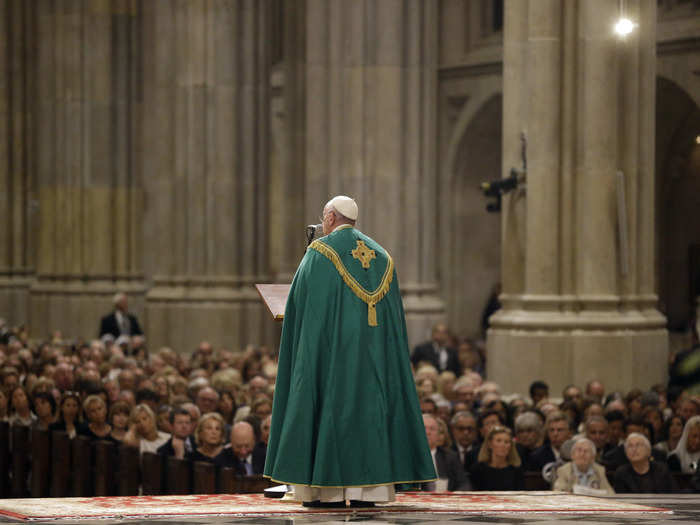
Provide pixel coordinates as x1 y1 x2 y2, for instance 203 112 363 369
255 283 292 499
254 284 291 321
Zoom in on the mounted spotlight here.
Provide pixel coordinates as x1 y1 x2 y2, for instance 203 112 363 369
480 170 521 213
480 132 527 213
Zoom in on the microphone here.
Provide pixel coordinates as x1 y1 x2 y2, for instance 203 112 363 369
305 224 324 246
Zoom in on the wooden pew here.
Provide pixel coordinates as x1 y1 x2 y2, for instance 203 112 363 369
30 428 51 497
94 440 117 496
218 467 237 494
117 445 141 496
72 435 93 496
165 456 192 494
50 431 71 497
192 461 216 494
0 422 10 497
236 475 275 493
10 425 30 497
141 452 164 495
523 471 551 491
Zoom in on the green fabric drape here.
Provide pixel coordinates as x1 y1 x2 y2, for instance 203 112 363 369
264 226 436 487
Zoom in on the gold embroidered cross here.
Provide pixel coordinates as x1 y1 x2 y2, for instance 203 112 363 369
351 240 376 269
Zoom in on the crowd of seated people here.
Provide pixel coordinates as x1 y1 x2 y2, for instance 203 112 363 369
0 328 275 477
413 323 700 493
1 319 700 495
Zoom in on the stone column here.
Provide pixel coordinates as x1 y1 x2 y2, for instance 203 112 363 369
268 0 307 283
0 0 35 326
29 1 145 338
142 0 275 353
301 0 444 345
489 0 667 395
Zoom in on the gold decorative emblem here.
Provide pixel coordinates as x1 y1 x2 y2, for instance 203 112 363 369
309 239 393 327
351 240 376 269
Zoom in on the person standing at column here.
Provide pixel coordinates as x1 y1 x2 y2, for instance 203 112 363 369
411 323 461 376
99 293 144 340
265 196 436 508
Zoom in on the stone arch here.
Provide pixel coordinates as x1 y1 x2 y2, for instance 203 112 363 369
440 88 503 339
655 76 700 336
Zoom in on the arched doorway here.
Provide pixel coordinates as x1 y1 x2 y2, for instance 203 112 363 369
656 76 700 345
442 94 502 339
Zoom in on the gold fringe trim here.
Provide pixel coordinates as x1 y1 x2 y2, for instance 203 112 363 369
309 239 393 327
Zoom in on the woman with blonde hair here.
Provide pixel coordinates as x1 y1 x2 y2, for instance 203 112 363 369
82 395 113 441
470 426 524 491
437 371 457 401
436 417 452 448
124 403 169 454
187 412 227 465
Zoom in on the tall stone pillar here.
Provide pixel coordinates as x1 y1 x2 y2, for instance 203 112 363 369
0 0 35 326
301 0 444 345
142 0 274 353
489 0 667 395
30 1 145 338
268 0 307 284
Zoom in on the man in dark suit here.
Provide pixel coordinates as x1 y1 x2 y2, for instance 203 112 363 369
411 323 461 376
527 410 573 472
423 414 471 491
99 292 144 339
450 411 479 473
157 407 194 458
527 411 572 472
220 421 265 475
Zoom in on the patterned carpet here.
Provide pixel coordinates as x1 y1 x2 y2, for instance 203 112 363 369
0 492 670 521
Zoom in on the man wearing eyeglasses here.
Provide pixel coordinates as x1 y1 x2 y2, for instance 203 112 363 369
451 411 479 471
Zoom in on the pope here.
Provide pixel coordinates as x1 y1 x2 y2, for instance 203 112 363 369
264 195 436 507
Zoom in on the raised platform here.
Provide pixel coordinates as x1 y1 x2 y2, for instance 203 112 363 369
0 492 672 522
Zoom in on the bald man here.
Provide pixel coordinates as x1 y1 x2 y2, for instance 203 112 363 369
221 421 265 475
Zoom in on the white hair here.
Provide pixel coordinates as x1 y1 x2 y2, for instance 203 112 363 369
514 412 543 433
453 376 475 391
113 292 126 306
572 437 596 455
624 432 651 453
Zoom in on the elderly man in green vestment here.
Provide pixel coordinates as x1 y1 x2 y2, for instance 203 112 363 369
264 195 436 508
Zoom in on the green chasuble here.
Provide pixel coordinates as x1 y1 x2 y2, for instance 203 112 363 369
264 225 436 487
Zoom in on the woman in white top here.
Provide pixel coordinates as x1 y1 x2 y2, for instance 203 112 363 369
124 403 169 455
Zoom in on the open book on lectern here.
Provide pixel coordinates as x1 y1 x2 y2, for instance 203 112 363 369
254 284 291 321
255 224 323 321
